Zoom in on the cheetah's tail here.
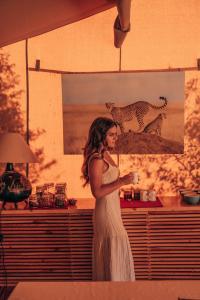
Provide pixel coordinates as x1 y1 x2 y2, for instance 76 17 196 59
150 96 168 109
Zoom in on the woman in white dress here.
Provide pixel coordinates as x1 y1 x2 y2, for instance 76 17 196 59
82 117 135 281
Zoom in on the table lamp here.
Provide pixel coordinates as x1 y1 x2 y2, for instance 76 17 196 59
0 132 37 208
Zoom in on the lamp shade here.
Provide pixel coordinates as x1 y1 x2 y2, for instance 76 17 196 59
0 133 37 163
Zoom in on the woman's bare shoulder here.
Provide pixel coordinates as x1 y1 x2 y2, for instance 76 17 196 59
88 152 103 165
88 152 107 175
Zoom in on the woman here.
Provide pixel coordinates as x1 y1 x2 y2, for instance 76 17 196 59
82 117 135 281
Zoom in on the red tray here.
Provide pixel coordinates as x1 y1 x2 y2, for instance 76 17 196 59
120 197 162 208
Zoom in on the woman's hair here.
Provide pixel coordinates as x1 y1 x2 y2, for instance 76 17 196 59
81 117 117 186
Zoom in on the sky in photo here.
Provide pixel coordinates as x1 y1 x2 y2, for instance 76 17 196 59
62 71 184 105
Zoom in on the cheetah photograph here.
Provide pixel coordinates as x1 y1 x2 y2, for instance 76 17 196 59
62 71 184 154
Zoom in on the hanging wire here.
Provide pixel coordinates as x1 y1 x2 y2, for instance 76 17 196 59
25 39 30 178
119 47 122 72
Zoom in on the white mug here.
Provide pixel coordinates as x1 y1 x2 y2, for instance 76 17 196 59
148 190 156 201
140 190 148 202
131 171 139 184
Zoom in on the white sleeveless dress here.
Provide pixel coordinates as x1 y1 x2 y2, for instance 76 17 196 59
92 158 135 281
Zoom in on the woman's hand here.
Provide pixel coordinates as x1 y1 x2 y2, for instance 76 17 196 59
120 172 135 185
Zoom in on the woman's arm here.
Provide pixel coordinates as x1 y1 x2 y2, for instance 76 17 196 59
88 158 133 199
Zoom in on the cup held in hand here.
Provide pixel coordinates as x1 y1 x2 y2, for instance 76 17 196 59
148 190 156 201
131 171 139 184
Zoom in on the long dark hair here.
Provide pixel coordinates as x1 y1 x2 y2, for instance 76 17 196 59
81 117 117 186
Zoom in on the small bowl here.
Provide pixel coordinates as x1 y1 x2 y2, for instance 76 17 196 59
179 189 193 200
179 189 192 195
183 193 200 205
193 189 200 194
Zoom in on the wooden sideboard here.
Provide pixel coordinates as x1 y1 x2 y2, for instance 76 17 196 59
1 196 200 285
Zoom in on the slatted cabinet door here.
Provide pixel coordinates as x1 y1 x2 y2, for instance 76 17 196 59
122 211 149 279
148 210 200 279
0 210 73 285
65 211 93 280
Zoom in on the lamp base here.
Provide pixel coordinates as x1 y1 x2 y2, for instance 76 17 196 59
0 163 32 209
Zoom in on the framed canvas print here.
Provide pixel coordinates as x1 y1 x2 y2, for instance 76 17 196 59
62 71 184 154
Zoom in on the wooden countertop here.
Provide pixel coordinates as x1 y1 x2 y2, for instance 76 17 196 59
1 196 200 214
8 281 200 300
